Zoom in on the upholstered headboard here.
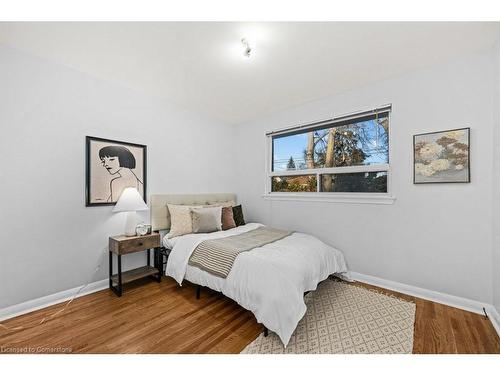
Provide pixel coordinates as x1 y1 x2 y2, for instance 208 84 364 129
150 193 237 231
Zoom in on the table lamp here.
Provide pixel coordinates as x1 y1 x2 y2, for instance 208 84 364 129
113 187 148 236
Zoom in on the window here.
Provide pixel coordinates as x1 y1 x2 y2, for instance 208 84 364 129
320 172 387 193
265 106 393 203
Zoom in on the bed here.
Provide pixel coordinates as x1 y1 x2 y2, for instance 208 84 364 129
151 193 349 346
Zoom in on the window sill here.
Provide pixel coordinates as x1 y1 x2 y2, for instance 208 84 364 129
262 193 396 205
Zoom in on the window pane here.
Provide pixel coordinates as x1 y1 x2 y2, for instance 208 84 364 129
273 133 310 172
320 172 387 193
272 116 389 171
271 175 317 192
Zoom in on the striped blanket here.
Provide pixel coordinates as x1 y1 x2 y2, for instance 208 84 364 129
188 227 293 278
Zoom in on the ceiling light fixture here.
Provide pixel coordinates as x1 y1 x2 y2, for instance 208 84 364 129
241 37 253 58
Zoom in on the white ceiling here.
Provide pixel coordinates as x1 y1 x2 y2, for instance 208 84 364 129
1 22 499 124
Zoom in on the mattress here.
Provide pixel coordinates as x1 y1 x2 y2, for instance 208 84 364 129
164 223 348 346
160 230 178 250
162 229 237 291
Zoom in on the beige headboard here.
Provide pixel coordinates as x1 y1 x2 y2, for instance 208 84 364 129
150 193 237 231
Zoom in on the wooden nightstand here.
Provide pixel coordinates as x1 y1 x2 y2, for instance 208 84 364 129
109 232 161 297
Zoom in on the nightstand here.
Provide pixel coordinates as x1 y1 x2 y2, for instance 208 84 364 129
109 232 161 297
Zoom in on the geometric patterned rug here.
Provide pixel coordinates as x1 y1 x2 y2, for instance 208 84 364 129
241 279 416 354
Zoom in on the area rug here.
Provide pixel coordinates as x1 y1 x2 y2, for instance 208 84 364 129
241 279 416 354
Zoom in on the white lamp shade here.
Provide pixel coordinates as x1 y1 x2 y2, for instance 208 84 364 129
113 187 148 212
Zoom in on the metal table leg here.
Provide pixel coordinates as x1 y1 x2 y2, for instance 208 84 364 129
117 254 122 296
109 251 112 290
155 248 161 282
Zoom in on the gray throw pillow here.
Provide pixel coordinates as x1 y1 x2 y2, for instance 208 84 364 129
191 206 222 233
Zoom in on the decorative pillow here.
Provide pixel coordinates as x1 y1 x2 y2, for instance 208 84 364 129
191 206 223 233
232 205 245 226
221 206 236 230
167 204 197 238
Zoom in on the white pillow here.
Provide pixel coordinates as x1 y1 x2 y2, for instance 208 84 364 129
167 204 200 238
191 206 222 233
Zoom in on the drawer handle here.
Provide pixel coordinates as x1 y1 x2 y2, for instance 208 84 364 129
138 242 143 246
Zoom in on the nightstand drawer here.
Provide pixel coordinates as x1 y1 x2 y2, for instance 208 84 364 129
109 233 160 255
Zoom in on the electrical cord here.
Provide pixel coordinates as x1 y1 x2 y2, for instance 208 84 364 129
0 249 106 332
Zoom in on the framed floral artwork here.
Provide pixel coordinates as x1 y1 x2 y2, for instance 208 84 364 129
85 136 147 206
413 128 470 184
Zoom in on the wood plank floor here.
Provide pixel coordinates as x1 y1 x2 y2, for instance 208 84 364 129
0 277 499 354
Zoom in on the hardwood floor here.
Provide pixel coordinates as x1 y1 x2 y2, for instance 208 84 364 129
354 281 500 354
0 277 499 354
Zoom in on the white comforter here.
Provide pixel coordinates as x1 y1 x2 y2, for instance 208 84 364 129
165 223 348 346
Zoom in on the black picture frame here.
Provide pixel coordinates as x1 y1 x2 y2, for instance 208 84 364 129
85 136 147 207
413 127 470 184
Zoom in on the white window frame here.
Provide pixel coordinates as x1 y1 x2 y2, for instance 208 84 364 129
263 105 396 205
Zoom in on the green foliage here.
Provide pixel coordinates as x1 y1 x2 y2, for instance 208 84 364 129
303 125 375 169
322 172 387 193
331 130 367 166
272 175 317 192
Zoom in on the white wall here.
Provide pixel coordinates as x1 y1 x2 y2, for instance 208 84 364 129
493 41 500 313
235 52 495 304
1 42 498 313
0 45 236 308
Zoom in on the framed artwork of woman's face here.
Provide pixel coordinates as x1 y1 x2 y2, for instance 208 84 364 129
85 136 147 206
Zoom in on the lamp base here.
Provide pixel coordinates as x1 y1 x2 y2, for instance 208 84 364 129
124 211 138 237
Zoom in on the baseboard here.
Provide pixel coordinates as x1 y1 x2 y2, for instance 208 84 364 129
350 271 489 315
487 305 500 337
0 279 108 323
2 272 499 340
